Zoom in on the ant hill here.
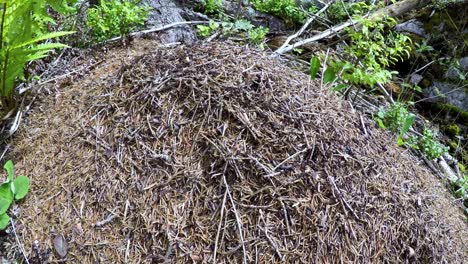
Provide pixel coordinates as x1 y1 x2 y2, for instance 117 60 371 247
3 40 467 263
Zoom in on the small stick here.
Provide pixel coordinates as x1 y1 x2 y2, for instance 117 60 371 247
259 210 283 259
10 218 30 264
94 209 118 227
359 114 368 136
327 174 361 221
222 167 248 264
213 188 228 264
273 148 307 171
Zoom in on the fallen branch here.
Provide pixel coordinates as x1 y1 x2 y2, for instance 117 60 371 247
103 21 210 44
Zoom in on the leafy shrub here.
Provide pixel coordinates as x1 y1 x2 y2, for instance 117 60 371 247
197 20 268 48
251 0 310 24
331 17 413 87
0 160 30 230
375 104 448 160
327 1 379 23
0 0 74 109
87 0 149 42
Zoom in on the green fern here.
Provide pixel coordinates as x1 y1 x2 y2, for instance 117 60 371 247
0 0 74 109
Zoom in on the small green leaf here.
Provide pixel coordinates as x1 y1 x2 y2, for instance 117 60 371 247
4 160 14 182
13 176 30 200
397 135 405 146
0 213 10 230
0 183 13 215
376 119 386 129
309 56 321 80
323 68 336 83
400 114 415 135
332 83 348 92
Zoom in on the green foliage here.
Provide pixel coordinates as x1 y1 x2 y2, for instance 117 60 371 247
197 21 220 37
86 0 149 42
376 103 415 133
417 129 449 160
0 1 74 109
197 20 268 47
248 26 269 47
251 0 311 24
0 160 30 230
415 40 434 53
406 129 449 160
375 102 415 145
203 0 223 14
327 1 376 23
331 17 413 87
401 82 422 93
453 175 468 200
375 104 448 160
309 56 321 79
323 68 336 84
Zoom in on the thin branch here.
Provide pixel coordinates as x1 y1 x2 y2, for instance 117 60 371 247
213 188 228 264
222 167 248 264
11 218 30 264
102 21 210 44
273 1 335 55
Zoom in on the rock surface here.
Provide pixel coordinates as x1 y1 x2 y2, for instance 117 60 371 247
425 82 468 111
143 0 197 43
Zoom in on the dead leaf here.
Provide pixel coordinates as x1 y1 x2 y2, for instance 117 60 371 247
53 235 68 258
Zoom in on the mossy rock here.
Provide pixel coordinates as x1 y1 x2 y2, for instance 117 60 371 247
433 103 468 125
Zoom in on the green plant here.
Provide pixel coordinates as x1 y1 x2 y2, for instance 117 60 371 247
203 0 223 14
331 17 413 87
197 20 268 47
0 160 30 230
86 0 149 42
251 0 310 24
418 129 449 160
453 175 468 200
327 1 376 23
248 26 269 47
375 102 415 145
0 1 74 110
197 21 220 37
415 40 434 53
401 82 422 93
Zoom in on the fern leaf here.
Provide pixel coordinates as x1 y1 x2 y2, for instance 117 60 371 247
11 31 74 49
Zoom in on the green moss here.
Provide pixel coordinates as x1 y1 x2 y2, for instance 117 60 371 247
445 124 461 137
433 103 468 125
449 140 458 150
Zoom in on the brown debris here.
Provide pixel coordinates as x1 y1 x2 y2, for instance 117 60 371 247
3 40 467 263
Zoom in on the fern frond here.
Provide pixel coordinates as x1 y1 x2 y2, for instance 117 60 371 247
11 31 75 49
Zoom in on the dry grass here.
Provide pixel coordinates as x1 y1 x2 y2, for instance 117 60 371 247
2 40 466 263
